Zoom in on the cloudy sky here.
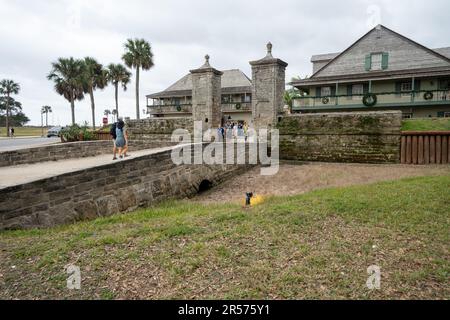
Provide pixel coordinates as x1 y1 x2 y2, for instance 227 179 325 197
1 0 449 126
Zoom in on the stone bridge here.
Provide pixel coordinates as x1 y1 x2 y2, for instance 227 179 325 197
0 144 252 230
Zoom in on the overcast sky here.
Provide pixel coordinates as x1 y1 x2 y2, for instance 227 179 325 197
1 0 449 126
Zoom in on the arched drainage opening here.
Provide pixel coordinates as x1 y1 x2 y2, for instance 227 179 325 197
198 180 213 194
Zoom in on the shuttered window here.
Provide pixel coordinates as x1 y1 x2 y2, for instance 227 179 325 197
371 53 383 71
366 52 388 71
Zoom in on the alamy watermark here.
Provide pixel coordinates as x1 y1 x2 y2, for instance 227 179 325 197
170 121 280 176
66 264 81 290
366 265 381 290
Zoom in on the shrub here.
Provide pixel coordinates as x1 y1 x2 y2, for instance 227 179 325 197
60 123 95 142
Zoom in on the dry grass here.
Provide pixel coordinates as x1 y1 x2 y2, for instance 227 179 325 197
0 175 449 300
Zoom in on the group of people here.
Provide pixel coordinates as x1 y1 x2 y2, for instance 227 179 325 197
217 121 249 141
110 119 129 160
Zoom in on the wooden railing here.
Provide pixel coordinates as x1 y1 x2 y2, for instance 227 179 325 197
401 131 450 164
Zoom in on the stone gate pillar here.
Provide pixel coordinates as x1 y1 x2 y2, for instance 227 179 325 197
190 55 223 131
250 43 288 130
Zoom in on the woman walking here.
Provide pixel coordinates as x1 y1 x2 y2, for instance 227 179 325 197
115 120 128 159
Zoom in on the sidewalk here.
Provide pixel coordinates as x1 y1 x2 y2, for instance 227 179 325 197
0 146 175 189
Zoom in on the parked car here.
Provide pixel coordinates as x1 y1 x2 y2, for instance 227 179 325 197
47 126 64 138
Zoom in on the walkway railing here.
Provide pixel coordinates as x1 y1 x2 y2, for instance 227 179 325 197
148 104 193 114
221 102 252 112
293 89 450 110
401 131 450 164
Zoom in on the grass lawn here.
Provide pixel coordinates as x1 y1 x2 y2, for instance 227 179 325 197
0 175 449 300
0 126 49 137
402 118 450 131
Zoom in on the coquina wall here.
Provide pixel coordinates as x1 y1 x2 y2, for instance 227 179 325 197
278 111 402 163
0 144 253 230
127 117 194 149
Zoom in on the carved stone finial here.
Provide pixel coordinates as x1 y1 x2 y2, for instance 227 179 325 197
266 42 273 57
200 54 211 68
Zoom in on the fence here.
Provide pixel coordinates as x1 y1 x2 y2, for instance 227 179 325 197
93 132 111 141
401 131 450 164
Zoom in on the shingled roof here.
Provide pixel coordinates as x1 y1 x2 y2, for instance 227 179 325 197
147 69 252 99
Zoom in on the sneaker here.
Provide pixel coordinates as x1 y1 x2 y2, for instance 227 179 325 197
113 157 118 161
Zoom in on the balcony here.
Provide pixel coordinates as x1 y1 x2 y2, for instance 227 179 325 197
293 89 450 110
221 102 252 113
147 104 193 115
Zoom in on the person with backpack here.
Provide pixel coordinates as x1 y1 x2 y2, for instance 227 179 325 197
110 122 118 160
115 120 128 159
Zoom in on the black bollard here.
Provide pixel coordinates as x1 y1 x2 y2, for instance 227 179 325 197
245 192 254 206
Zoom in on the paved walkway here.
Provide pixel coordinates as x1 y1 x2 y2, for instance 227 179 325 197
0 137 60 152
0 146 175 189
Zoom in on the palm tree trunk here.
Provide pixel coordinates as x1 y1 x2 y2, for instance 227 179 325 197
70 95 76 125
89 87 96 130
115 83 119 118
5 93 10 137
135 66 140 120
46 112 48 127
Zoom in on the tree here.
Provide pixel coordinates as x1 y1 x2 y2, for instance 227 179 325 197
283 76 303 112
107 63 131 119
122 39 154 120
111 109 118 122
83 57 107 129
47 57 86 125
0 96 28 127
0 79 20 137
41 106 52 127
104 109 111 123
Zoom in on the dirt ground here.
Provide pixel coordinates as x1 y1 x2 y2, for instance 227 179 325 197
194 162 450 204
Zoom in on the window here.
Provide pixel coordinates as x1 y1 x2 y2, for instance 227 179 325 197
400 82 412 97
371 53 383 71
445 112 450 118
321 87 331 97
366 52 389 71
352 84 364 100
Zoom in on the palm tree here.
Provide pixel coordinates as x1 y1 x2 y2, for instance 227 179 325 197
104 109 111 123
83 57 107 129
122 39 154 120
0 79 20 137
41 106 52 127
107 63 131 119
47 57 86 125
111 109 118 122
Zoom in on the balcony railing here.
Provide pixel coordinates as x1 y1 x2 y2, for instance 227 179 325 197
221 102 252 112
293 89 450 110
148 104 193 114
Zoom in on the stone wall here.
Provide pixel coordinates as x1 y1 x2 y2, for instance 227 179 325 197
0 141 113 168
126 117 194 149
0 134 179 168
278 111 402 163
0 144 253 230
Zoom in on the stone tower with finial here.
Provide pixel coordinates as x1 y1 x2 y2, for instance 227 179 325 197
190 54 223 131
250 42 288 129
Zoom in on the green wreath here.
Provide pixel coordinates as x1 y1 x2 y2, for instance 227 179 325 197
423 91 434 101
176 105 182 112
235 103 242 110
362 93 377 107
322 97 330 105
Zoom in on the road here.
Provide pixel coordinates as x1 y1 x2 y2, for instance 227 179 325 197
0 137 60 152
